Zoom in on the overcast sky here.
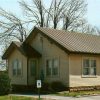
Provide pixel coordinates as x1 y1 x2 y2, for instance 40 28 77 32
0 0 100 27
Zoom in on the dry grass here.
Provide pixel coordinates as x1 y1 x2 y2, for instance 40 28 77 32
57 90 100 97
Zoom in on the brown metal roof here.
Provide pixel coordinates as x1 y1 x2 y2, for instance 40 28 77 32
33 27 100 54
2 41 41 59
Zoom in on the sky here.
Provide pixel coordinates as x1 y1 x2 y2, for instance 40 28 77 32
87 0 100 27
0 0 100 27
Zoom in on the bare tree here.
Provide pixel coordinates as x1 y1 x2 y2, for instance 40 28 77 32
69 19 97 34
62 0 87 31
46 0 87 30
19 0 87 31
94 27 100 35
19 0 45 27
0 59 6 71
0 7 27 44
0 45 7 71
48 0 67 29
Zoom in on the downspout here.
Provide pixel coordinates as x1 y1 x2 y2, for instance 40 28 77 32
68 54 70 90
6 60 8 73
27 58 29 85
40 36 44 81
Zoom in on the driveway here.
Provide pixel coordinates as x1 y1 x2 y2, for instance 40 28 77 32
10 94 100 100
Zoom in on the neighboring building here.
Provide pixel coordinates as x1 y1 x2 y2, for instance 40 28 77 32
2 27 100 91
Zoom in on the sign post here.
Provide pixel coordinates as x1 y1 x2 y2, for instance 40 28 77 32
37 80 41 100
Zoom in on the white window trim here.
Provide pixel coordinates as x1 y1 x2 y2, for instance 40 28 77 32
82 57 97 78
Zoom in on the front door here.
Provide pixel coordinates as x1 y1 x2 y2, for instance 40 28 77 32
29 59 37 77
28 59 38 85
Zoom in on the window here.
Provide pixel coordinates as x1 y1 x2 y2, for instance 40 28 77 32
29 60 37 76
12 59 22 76
52 59 59 75
46 60 52 76
83 59 96 76
13 60 17 76
46 58 59 77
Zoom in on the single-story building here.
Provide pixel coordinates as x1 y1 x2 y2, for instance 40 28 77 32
2 27 100 91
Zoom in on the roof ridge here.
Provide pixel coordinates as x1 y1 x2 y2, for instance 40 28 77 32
37 27 100 38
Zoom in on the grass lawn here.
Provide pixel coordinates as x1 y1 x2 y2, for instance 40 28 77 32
0 95 40 100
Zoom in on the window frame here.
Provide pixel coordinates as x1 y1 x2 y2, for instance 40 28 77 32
12 59 22 76
82 57 97 77
46 59 52 76
46 57 59 77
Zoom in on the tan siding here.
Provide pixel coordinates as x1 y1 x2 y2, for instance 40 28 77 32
31 33 69 86
69 54 100 87
8 48 27 85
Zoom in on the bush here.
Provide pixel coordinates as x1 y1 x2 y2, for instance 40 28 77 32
0 73 11 95
42 82 50 90
11 85 35 93
41 81 66 93
51 81 66 92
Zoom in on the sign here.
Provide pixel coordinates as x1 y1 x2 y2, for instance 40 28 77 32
37 80 41 88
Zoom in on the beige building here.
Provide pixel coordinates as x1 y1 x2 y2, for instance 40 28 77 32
2 27 100 91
